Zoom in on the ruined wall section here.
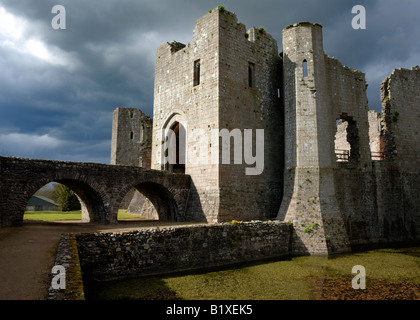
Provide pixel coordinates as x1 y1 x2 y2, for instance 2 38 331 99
325 56 371 168
323 57 380 246
216 10 283 221
111 107 152 168
152 9 221 222
368 110 385 159
110 107 155 216
334 67 420 247
372 67 420 243
381 66 420 172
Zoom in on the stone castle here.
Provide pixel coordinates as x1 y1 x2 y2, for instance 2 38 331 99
110 7 420 255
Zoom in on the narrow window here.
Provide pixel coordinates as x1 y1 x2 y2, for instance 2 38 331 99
248 62 255 87
303 60 308 78
193 60 200 86
277 88 281 99
130 132 134 140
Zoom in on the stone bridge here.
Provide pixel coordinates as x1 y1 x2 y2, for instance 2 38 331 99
0 157 191 228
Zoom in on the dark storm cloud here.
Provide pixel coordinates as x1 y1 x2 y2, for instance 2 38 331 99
0 0 419 163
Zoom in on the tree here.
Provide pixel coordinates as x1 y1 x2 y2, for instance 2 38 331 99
52 184 81 211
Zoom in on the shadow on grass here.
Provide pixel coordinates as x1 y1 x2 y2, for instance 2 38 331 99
85 277 181 300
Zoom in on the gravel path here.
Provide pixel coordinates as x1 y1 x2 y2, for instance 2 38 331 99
0 219 187 300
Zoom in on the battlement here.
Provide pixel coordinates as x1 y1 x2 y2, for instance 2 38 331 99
284 21 323 30
156 7 278 60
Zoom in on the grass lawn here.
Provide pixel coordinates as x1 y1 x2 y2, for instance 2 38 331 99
24 209 144 221
86 247 420 300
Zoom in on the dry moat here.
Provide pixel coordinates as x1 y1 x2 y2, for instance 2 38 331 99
85 246 420 300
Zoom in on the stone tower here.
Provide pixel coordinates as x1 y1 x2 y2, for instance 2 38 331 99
151 7 283 223
277 23 351 255
110 107 156 218
111 107 152 168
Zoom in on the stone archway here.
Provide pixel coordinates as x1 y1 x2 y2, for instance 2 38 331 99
167 121 186 174
161 112 188 173
113 181 182 223
0 157 191 228
17 178 106 227
134 182 180 221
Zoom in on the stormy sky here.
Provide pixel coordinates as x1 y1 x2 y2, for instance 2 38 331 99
0 0 419 164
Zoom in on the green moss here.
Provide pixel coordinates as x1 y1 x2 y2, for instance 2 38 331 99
64 235 85 300
86 247 420 300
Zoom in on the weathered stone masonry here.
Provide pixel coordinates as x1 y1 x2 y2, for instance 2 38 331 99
150 8 283 224
113 9 420 255
0 157 190 227
75 220 290 282
277 22 420 254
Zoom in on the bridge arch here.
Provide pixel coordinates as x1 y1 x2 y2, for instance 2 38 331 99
0 157 191 228
112 181 181 224
19 177 107 226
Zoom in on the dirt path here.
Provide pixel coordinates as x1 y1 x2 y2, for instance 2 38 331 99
0 219 191 300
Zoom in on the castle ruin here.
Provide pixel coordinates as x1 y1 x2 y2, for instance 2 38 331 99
111 7 420 255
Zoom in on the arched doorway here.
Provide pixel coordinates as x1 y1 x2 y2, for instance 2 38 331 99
164 121 186 174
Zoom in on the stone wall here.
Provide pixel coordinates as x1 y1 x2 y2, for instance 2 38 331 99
368 110 385 160
325 55 371 168
381 67 420 172
333 67 420 248
334 164 420 248
76 220 291 282
217 9 283 222
49 234 85 300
